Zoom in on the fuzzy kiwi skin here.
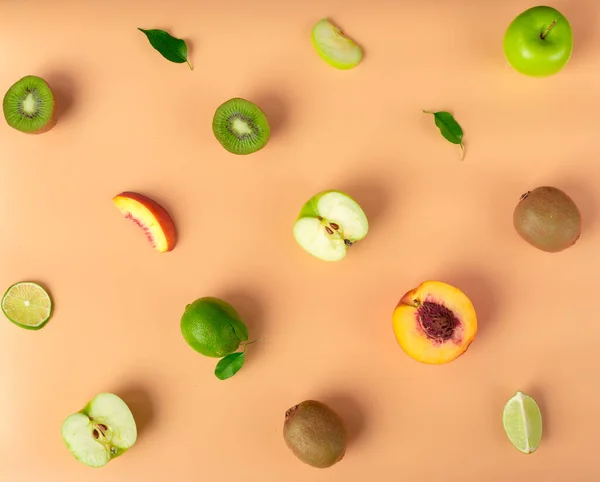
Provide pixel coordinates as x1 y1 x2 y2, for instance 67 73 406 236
513 186 581 253
283 400 348 469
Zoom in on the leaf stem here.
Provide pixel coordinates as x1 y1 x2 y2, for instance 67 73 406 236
186 60 194 70
459 143 465 161
241 339 258 352
540 19 557 40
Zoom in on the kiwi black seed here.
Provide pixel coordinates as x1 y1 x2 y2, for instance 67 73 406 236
212 98 270 155
283 400 348 469
513 186 581 253
3 75 56 134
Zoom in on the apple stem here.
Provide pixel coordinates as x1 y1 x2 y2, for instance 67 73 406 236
540 19 557 39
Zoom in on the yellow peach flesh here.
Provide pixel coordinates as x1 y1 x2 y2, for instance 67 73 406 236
392 281 477 364
113 195 173 253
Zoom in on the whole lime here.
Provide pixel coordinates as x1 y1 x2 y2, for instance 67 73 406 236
180 297 248 358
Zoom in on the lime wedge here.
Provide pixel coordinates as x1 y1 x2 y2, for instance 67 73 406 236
502 390 542 454
2 281 53 330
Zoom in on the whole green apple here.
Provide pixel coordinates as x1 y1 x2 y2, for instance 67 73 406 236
503 6 573 77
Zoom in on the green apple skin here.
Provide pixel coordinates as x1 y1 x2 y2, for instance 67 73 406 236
503 6 573 77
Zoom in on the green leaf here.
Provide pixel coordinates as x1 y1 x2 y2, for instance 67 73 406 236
229 318 249 342
138 28 193 70
423 110 465 160
215 352 245 380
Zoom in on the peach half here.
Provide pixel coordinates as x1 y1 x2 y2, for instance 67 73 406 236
112 192 177 253
392 281 477 364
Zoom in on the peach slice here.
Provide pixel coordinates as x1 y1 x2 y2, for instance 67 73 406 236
112 192 177 253
392 281 477 364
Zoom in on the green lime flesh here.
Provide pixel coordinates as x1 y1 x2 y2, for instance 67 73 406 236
1 281 52 330
502 390 543 454
180 297 248 357
212 98 270 155
3 75 54 132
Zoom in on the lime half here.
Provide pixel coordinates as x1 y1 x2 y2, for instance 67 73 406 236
502 390 542 454
2 281 53 330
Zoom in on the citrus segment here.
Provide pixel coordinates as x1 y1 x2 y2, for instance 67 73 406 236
502 390 542 454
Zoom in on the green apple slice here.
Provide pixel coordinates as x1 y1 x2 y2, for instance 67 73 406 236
311 19 363 70
293 190 369 261
61 392 137 467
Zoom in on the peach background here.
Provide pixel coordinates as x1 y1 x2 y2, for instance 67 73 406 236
1 0 599 480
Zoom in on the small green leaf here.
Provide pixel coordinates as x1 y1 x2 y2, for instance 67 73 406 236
423 110 465 160
138 28 193 70
229 318 249 342
215 352 245 380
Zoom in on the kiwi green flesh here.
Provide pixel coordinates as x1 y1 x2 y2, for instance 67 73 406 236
212 98 270 155
283 400 347 469
513 186 581 253
3 76 54 133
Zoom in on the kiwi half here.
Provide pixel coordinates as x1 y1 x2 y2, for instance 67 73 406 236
212 98 270 155
3 75 56 134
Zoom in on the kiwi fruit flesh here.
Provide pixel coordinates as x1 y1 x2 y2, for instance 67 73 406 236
513 186 581 252
283 400 347 469
3 75 56 134
212 97 270 155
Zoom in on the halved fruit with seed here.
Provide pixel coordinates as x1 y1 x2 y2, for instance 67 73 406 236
212 98 270 155
311 19 363 70
113 192 177 253
3 75 56 134
1 281 53 330
61 392 137 467
293 190 369 262
392 281 477 364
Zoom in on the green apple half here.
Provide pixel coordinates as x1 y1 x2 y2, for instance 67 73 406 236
293 190 369 261
311 19 363 70
503 6 573 77
61 392 137 468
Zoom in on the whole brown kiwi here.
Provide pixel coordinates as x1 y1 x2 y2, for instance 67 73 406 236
513 186 581 253
283 400 348 468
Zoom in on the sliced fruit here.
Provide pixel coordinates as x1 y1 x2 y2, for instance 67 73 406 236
212 98 270 155
293 190 369 262
502 390 543 454
311 19 363 70
61 392 137 468
1 281 53 330
113 192 177 253
3 75 56 134
392 281 477 364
